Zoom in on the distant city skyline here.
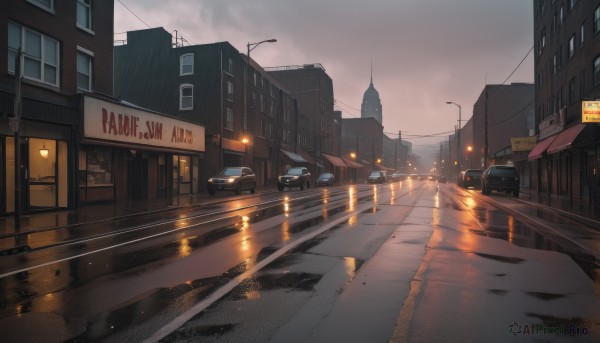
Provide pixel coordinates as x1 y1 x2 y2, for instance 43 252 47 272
115 0 534 166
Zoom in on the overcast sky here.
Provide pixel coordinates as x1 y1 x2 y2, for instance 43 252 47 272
114 0 534 163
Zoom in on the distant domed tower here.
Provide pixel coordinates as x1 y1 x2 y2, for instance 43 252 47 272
361 64 382 124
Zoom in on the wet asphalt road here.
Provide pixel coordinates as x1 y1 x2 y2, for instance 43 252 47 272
0 180 598 342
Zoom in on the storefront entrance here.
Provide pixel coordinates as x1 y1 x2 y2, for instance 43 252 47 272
4 136 68 214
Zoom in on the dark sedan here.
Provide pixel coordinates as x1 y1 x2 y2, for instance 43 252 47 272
315 172 335 187
460 169 482 188
481 165 520 197
277 167 312 190
367 171 386 184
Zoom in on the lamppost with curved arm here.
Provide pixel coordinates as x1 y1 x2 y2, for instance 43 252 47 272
446 101 462 174
243 39 276 170
245 39 277 130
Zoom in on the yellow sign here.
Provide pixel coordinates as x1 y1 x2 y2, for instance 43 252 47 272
511 136 537 152
582 101 600 123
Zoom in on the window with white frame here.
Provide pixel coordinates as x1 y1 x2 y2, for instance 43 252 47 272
538 28 545 55
595 6 600 34
559 6 564 26
227 81 234 101
76 0 92 31
8 21 59 87
27 0 53 11
77 49 92 91
225 108 234 130
180 53 194 75
260 94 264 112
180 84 193 110
228 58 233 75
283 106 290 123
594 56 600 86
569 34 575 58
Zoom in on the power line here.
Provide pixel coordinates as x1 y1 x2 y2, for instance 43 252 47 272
115 0 151 28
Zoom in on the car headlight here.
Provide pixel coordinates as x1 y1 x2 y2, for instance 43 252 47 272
227 177 237 183
291 176 299 180
278 176 282 181
208 178 214 183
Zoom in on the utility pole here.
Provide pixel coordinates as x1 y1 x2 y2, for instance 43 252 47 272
484 88 488 170
10 48 23 229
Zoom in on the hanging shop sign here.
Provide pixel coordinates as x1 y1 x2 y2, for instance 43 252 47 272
582 101 600 123
538 108 565 140
83 96 205 152
511 136 537 152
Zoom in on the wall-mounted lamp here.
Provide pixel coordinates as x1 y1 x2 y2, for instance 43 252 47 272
39 141 49 158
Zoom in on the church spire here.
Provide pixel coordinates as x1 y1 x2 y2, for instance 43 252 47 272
361 60 382 124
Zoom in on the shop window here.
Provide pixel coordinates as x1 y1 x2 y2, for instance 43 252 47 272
28 138 67 209
80 147 113 187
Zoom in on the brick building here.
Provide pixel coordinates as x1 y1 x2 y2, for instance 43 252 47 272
0 0 114 216
530 0 600 204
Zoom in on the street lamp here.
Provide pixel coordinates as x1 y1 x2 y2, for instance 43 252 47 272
244 39 277 168
245 39 277 128
446 101 461 174
350 152 357 184
242 137 249 165
467 145 473 169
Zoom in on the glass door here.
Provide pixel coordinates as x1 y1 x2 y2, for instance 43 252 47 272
28 138 57 210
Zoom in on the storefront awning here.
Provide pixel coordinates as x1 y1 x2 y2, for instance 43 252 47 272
280 149 307 163
342 157 363 168
527 135 558 160
298 151 316 165
321 153 347 167
546 123 586 155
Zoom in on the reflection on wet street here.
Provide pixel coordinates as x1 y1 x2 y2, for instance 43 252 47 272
449 187 599 281
2 181 599 342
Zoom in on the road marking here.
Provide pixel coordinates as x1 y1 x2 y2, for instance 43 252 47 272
143 201 376 343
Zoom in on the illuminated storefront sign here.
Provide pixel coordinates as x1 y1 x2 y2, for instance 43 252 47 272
83 96 205 152
582 101 600 123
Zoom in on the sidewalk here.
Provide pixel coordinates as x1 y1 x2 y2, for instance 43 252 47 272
518 187 600 229
0 193 211 237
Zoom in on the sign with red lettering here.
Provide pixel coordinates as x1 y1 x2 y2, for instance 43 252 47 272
83 96 205 152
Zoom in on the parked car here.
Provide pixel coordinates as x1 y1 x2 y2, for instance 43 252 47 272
207 167 256 195
316 172 335 187
437 175 447 183
481 165 520 197
367 170 386 184
278 167 312 190
460 169 482 188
